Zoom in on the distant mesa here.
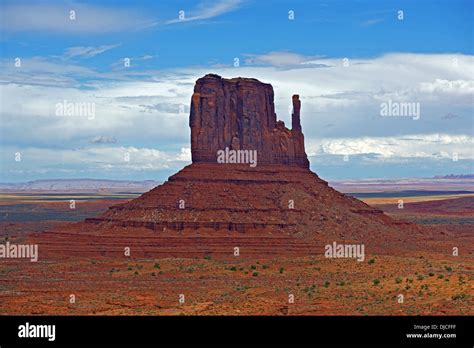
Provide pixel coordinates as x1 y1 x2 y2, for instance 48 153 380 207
0 179 160 192
433 174 474 179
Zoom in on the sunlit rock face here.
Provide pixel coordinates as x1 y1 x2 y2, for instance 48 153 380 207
190 74 309 168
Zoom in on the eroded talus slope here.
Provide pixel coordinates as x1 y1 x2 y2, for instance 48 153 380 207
31 163 422 260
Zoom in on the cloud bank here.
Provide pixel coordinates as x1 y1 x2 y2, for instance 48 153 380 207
1 52 472 181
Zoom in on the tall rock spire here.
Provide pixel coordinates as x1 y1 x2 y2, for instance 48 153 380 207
291 94 302 132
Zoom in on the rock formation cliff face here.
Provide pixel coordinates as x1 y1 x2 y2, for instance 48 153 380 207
190 74 309 168
31 74 420 260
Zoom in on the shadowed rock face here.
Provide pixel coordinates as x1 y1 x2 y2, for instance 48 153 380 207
190 74 309 168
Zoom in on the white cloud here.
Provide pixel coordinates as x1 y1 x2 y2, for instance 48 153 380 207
1 52 473 180
166 0 243 24
0 57 98 87
1 3 153 33
0 78 191 147
418 79 474 95
0 145 191 174
244 51 325 67
91 136 117 144
307 134 474 160
176 147 192 161
64 44 121 59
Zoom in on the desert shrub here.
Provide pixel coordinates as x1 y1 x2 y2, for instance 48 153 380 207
304 285 316 295
452 293 467 300
373 279 380 286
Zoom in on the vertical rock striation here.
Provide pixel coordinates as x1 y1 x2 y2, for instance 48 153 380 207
190 74 309 168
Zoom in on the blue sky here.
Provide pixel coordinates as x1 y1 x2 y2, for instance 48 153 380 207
0 0 473 182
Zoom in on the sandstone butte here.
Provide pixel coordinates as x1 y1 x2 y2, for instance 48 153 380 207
32 74 425 259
